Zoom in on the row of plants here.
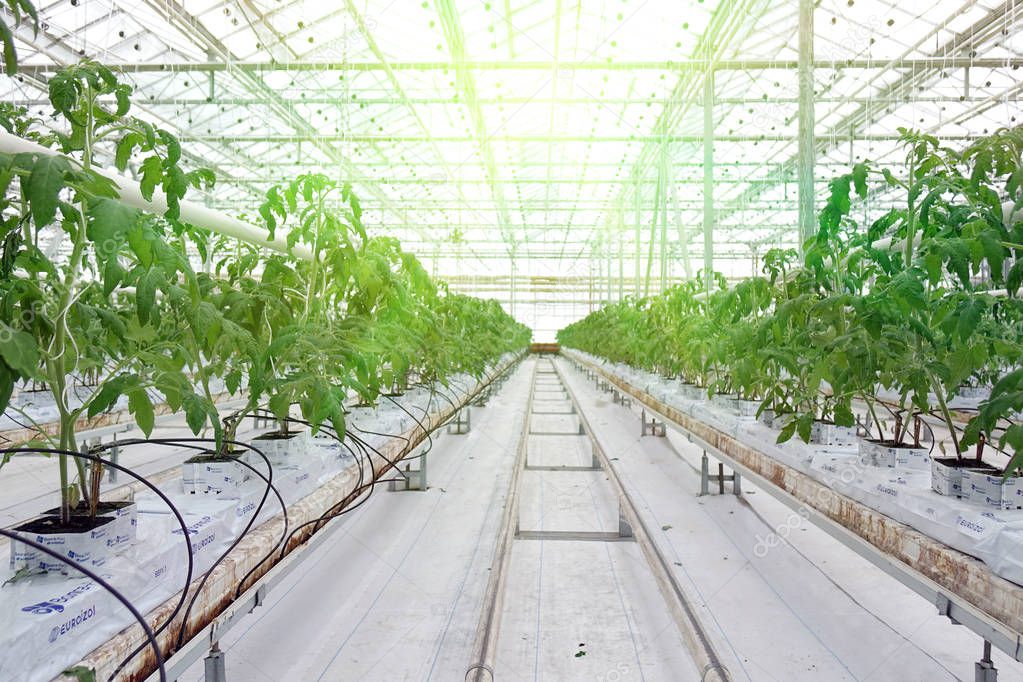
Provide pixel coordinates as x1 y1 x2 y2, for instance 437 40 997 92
0 61 530 530
559 126 1023 479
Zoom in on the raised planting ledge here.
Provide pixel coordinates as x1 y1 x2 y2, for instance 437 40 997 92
0 390 239 448
564 349 1023 660
53 353 523 682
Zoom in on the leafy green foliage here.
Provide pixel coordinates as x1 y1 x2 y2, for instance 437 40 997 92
0 59 529 523
0 0 37 74
561 126 1023 469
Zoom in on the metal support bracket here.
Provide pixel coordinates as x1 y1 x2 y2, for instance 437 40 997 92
640 409 665 437
937 593 962 625
618 506 634 538
611 388 632 407
448 407 471 434
699 452 742 496
388 451 428 492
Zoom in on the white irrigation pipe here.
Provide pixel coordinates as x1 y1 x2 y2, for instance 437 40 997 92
0 130 314 262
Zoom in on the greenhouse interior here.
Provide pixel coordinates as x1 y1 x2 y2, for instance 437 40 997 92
2 0 1023 680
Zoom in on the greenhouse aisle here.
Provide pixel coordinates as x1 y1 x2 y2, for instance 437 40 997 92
177 361 535 682
557 358 1023 682
167 353 1023 682
491 360 701 680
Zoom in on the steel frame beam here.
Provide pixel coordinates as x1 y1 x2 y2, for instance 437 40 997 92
10 58 1022 74
433 0 514 247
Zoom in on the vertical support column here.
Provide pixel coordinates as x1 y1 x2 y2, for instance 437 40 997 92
702 71 715 295
107 437 119 483
606 231 613 304
798 0 816 248
420 448 428 491
508 247 517 317
204 645 227 682
976 640 998 682
633 177 641 296
644 161 663 298
659 141 669 294
617 209 624 301
700 452 710 496
588 258 594 312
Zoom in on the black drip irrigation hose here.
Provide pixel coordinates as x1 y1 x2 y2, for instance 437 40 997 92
272 420 440 562
0 529 167 682
126 438 289 652
0 447 189 681
385 390 438 463
90 436 287 674
274 478 398 562
268 372 506 566
228 416 403 596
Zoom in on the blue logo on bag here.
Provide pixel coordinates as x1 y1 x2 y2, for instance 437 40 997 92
21 583 96 615
22 601 64 614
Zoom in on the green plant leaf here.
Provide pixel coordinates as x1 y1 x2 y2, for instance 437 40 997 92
0 362 14 414
1008 259 1023 295
0 322 38 376
135 266 164 325
851 162 869 199
182 393 213 434
138 156 162 202
87 197 136 260
127 389 155 436
0 18 17 75
27 154 69 227
62 666 96 682
87 374 132 418
114 133 139 171
776 418 797 444
956 297 986 343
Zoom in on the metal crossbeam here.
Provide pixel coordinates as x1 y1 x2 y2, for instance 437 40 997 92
10 58 1022 74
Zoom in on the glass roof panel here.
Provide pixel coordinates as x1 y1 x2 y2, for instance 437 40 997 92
2 0 1020 337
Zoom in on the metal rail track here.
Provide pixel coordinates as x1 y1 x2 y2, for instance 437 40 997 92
467 356 730 681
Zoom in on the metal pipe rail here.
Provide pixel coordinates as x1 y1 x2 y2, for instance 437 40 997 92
11 58 1023 74
466 357 731 682
550 359 732 682
464 361 536 682
0 130 314 262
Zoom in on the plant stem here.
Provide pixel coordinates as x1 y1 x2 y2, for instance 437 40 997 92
865 398 884 440
904 155 917 266
927 370 962 458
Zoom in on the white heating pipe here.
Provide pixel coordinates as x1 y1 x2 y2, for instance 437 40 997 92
0 130 314 262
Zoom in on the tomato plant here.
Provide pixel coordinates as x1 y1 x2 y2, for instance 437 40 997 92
561 126 1023 465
